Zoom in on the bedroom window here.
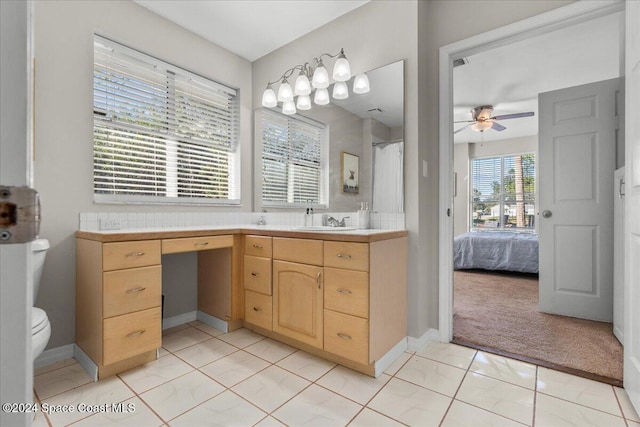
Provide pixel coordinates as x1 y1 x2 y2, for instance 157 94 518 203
471 154 536 230
93 35 240 205
257 108 328 207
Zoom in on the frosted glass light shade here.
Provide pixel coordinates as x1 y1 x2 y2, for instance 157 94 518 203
353 73 370 94
332 81 349 100
294 73 311 96
297 95 311 110
261 85 277 108
471 121 492 132
277 79 293 102
311 64 330 89
314 88 330 105
332 56 351 82
282 100 296 115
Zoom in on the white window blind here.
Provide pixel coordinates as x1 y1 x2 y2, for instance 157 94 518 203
258 109 328 206
471 154 536 230
93 35 240 205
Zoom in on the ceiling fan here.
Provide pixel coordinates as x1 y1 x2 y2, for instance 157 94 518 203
454 105 534 134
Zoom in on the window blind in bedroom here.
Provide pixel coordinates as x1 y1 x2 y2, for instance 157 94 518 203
471 154 536 230
93 35 240 205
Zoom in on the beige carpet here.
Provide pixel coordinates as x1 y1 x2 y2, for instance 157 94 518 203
453 270 623 384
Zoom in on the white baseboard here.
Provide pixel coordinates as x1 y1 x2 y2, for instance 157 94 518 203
374 337 408 377
163 310 228 333
407 328 440 352
73 345 98 382
34 344 75 369
162 311 198 330
197 311 228 333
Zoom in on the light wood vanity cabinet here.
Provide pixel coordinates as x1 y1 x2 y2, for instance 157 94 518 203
322 242 370 364
272 260 324 348
76 239 163 378
244 236 273 330
245 235 407 375
76 228 406 380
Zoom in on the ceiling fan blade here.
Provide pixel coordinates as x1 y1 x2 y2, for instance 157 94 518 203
453 120 475 123
491 121 506 132
490 112 534 121
454 123 472 134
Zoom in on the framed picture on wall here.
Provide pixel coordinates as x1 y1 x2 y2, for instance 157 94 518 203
341 152 359 194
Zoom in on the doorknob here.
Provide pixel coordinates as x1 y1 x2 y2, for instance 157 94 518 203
542 210 552 218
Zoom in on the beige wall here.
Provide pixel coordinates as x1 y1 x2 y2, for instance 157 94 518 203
453 136 538 237
32 0 576 350
33 0 252 348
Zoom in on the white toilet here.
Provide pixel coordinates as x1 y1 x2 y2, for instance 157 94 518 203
32 239 51 361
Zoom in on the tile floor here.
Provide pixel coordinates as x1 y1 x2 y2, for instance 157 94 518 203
32 322 640 427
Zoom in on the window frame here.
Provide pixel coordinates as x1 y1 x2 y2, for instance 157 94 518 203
469 152 536 232
92 34 241 206
256 108 329 209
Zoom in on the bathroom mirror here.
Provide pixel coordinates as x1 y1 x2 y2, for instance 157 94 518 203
330 60 404 213
256 60 404 213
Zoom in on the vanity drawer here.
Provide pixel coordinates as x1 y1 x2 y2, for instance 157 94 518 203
162 235 233 254
244 290 272 331
103 307 161 365
324 310 369 365
243 255 272 295
324 267 369 318
103 266 162 318
273 238 323 266
324 242 369 271
103 240 161 271
245 235 272 258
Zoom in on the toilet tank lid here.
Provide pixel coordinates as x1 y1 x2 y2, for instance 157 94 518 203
32 239 49 251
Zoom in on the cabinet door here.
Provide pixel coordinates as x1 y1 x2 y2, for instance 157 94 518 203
273 260 323 348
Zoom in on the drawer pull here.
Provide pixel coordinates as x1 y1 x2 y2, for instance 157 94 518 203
126 329 146 338
125 252 146 258
126 286 147 294
194 242 209 247
336 253 352 259
253 307 262 312
317 272 322 289
336 288 352 295
251 272 260 277
252 244 263 249
337 333 352 340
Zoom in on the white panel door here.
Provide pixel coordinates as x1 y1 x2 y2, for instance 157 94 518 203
0 1 33 426
538 78 620 321
624 0 640 414
614 167 625 344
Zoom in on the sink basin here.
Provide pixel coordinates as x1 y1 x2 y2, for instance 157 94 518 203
290 226 356 232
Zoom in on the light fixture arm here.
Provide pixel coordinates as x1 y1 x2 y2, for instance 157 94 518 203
266 63 312 87
266 48 345 87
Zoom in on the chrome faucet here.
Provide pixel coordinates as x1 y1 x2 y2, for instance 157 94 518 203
325 215 350 227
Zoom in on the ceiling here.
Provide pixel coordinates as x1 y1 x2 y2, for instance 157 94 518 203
133 0 369 62
453 11 623 144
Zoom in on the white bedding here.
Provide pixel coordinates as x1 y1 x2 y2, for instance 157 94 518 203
453 231 539 274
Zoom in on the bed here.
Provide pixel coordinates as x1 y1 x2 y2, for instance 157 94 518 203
453 231 539 274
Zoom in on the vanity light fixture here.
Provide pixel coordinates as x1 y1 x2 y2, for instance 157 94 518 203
261 48 370 115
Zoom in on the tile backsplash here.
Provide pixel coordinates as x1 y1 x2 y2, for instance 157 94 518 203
78 211 405 231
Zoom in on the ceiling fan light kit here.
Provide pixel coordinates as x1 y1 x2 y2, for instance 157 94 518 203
454 105 535 134
262 48 370 115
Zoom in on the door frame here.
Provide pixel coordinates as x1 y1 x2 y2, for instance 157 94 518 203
438 0 625 342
